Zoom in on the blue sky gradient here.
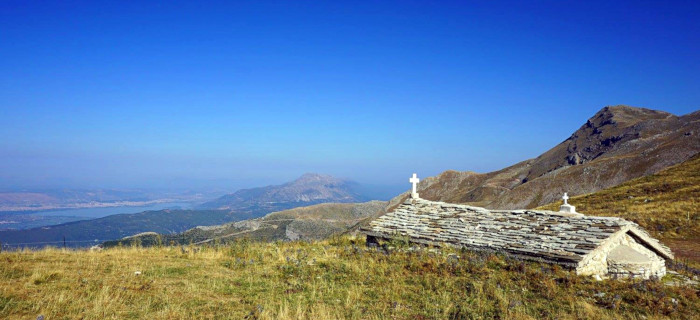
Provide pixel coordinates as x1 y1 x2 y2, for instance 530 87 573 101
1 1 699 190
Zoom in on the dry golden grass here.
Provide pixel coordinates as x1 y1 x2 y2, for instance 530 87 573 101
1 237 698 319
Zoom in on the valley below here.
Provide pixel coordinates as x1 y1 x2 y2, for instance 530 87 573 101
0 198 191 213
0 173 383 249
0 201 195 231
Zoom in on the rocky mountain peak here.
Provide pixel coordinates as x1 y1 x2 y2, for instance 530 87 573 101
198 173 367 214
292 173 339 185
561 105 678 167
385 105 699 211
586 105 673 132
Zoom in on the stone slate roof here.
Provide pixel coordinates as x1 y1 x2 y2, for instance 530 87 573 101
362 198 673 267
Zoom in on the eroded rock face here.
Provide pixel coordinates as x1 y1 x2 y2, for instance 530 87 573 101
389 105 700 210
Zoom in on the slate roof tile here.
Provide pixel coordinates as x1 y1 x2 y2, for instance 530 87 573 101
362 198 673 266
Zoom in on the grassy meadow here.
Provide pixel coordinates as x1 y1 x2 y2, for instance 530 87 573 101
1 237 698 320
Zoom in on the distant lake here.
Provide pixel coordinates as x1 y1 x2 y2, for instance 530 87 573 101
0 202 195 230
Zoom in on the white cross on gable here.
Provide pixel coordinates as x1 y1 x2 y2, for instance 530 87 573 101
409 173 420 199
562 192 569 205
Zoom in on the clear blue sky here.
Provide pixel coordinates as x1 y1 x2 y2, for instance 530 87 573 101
1 1 698 191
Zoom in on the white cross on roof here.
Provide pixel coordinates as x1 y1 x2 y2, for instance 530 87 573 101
562 192 569 205
409 173 420 199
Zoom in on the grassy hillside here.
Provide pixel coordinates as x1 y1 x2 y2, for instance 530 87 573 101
538 154 700 264
1 238 698 319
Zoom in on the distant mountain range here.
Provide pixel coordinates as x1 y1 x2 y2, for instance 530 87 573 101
384 105 700 211
0 188 208 212
0 173 372 248
100 174 384 247
197 173 369 218
105 200 387 247
0 209 238 248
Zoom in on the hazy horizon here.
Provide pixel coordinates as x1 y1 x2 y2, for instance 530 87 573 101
2 1 699 191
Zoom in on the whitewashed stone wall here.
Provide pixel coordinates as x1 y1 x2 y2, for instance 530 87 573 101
576 231 666 279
